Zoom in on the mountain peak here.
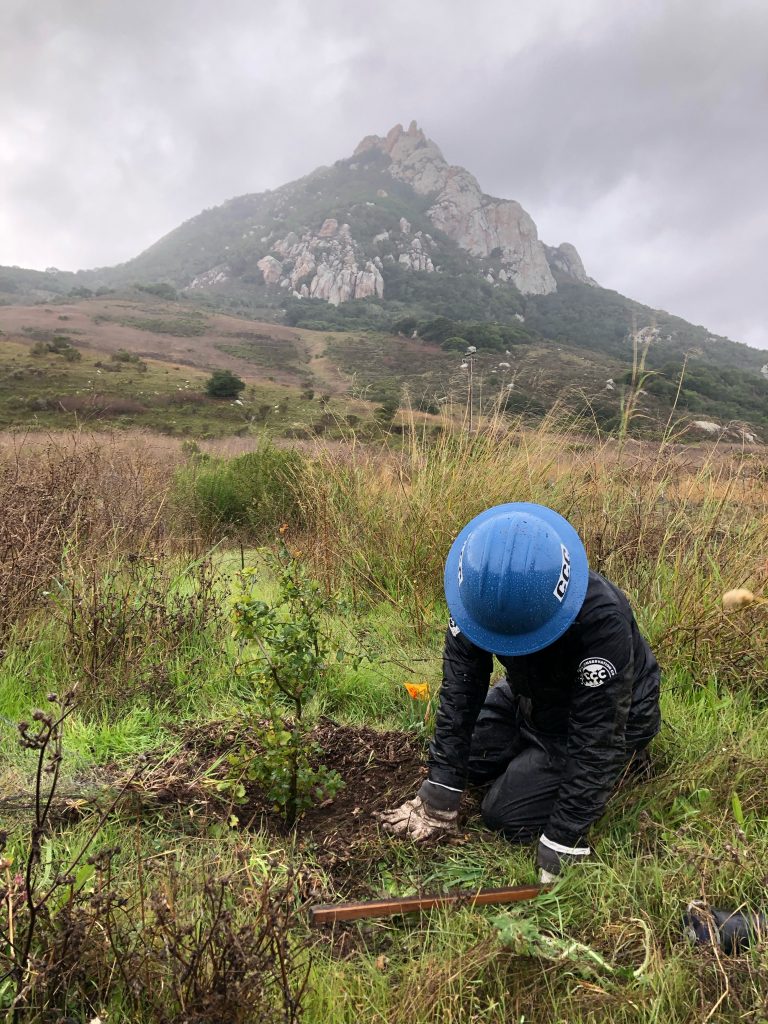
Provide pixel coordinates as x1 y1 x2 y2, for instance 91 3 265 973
354 120 445 168
72 121 595 304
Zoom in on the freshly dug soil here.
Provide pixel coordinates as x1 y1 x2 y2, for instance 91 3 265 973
289 718 427 833
121 718 432 882
118 717 496 906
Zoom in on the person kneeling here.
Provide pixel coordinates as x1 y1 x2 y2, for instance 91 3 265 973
376 503 660 881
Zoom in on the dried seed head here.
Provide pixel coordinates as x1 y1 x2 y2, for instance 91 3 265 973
722 588 755 612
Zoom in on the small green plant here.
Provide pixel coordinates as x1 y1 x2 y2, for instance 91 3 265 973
226 540 351 826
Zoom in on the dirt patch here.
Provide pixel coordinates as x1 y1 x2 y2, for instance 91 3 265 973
297 720 426 831
118 719 430 890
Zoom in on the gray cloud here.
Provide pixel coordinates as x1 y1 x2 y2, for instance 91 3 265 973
1 0 766 347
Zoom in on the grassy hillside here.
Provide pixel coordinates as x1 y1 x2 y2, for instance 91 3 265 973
1 293 765 439
524 279 767 373
0 335 357 439
0 428 766 1020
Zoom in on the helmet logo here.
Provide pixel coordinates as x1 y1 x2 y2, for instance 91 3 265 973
553 544 571 602
578 657 616 687
457 540 466 586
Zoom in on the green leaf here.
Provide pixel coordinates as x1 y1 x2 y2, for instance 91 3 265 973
731 790 745 827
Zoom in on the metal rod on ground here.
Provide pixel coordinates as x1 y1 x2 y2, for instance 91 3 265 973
309 883 545 925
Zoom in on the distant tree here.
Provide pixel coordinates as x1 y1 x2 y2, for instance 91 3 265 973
441 336 468 352
420 316 458 344
205 369 246 399
136 282 178 300
394 315 418 337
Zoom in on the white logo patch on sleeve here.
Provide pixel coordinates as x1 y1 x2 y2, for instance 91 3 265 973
449 617 461 637
578 657 616 687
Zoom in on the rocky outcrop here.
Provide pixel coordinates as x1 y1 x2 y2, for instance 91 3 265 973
398 235 435 273
256 255 282 285
187 264 230 289
355 121 560 295
260 221 383 305
545 243 596 285
355 121 450 196
432 184 555 293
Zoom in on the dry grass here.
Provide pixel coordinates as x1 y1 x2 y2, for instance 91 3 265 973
299 410 768 684
0 433 181 633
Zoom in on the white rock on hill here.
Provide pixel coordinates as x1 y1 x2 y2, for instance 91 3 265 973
256 255 282 285
261 221 383 304
188 264 230 289
398 236 435 273
355 121 560 295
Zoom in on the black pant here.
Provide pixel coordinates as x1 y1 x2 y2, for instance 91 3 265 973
466 681 644 841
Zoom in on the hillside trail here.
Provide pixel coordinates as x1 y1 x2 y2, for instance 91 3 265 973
298 328 350 396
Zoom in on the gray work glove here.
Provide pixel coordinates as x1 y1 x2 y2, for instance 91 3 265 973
375 795 459 841
536 835 591 883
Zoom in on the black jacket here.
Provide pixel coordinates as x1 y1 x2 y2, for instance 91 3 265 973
427 571 661 846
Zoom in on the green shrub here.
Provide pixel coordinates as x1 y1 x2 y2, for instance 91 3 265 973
205 369 246 398
172 443 304 539
223 544 349 826
110 349 141 363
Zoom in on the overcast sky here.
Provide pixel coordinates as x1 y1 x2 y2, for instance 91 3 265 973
2 0 767 348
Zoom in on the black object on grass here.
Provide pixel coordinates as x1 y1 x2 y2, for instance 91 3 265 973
684 903 767 954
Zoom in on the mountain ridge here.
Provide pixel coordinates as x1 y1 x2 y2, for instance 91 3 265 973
26 120 589 309
1 122 766 390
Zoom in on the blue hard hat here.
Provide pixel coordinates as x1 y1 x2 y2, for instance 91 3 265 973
444 503 589 655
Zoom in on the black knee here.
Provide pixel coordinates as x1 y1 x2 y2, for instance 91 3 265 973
480 788 539 843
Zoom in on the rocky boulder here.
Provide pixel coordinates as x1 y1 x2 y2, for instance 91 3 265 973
257 255 283 285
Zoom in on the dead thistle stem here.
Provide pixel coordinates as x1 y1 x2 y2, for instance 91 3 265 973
3 867 13 953
0 690 147 1021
